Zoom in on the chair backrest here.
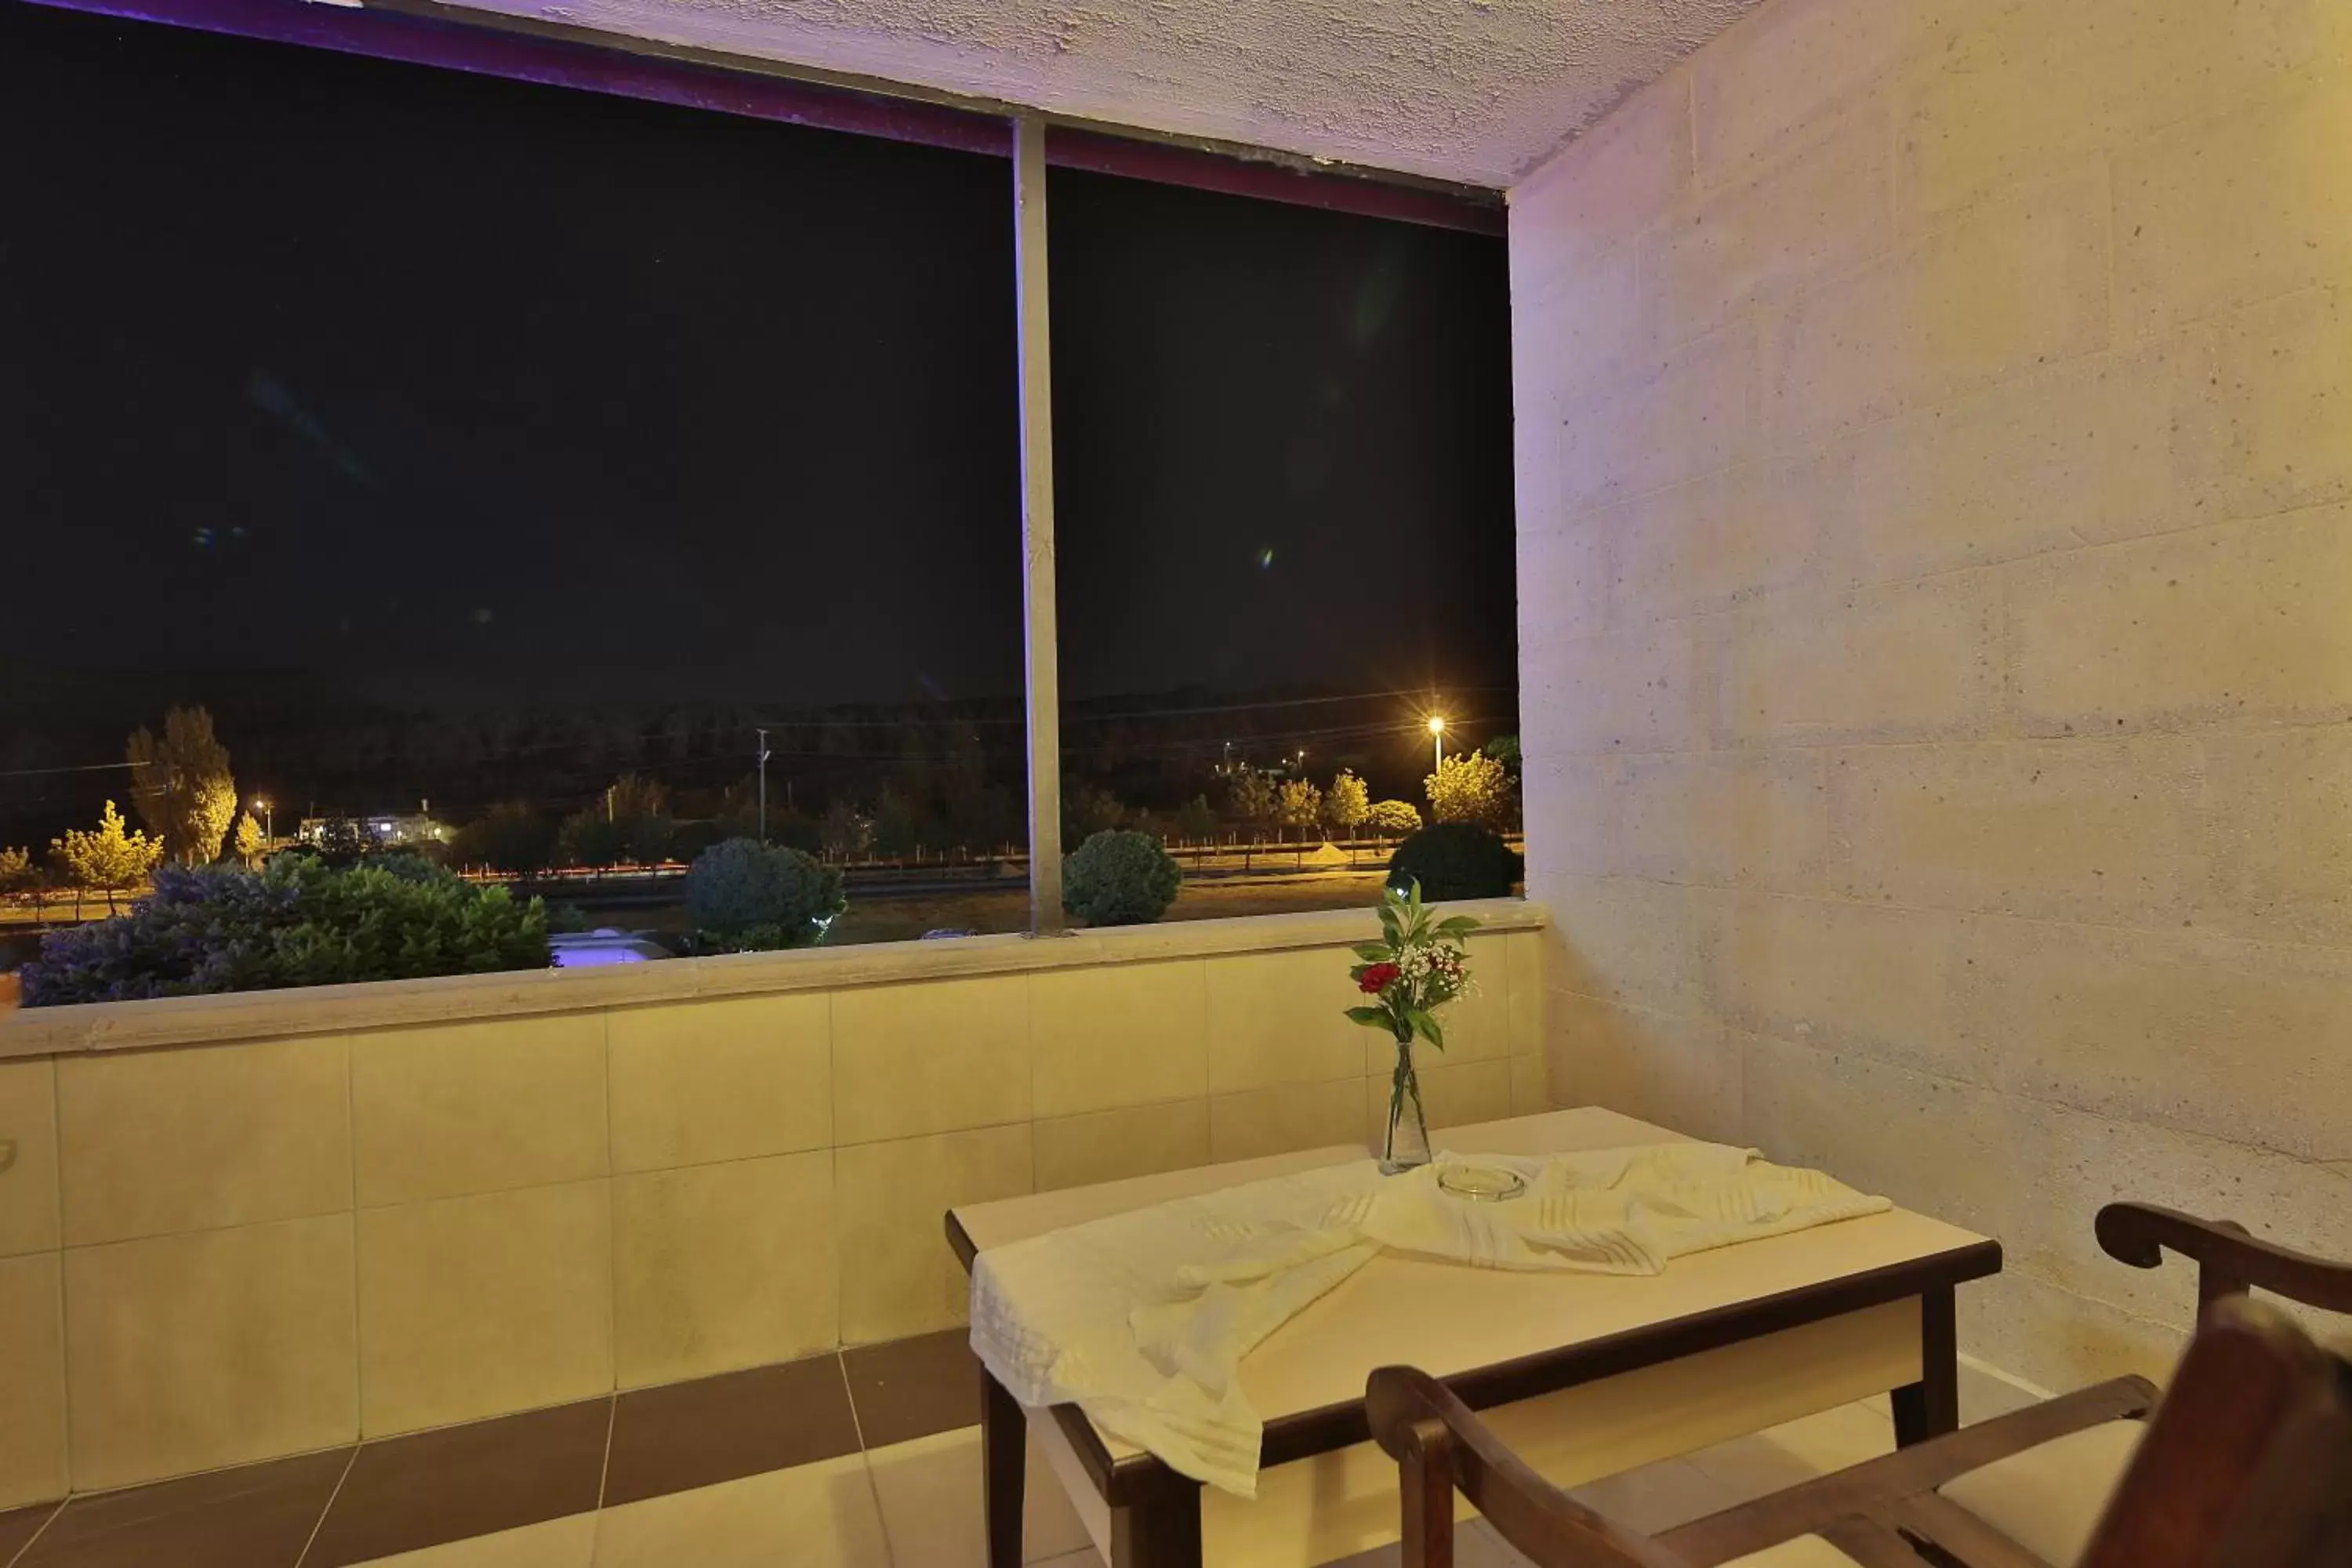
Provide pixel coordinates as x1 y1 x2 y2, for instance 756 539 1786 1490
2078 1294 2352 1568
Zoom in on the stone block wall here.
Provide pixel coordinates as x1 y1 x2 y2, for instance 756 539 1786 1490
1512 0 2352 1391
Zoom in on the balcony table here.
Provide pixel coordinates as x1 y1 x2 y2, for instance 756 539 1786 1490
946 1105 2000 1568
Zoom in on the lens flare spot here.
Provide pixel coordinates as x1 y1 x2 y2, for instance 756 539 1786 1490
1258 546 1276 569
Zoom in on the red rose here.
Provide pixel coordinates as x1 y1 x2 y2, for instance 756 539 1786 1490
1359 963 1401 994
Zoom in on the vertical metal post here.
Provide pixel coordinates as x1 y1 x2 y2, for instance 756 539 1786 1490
1015 116 1065 931
756 727 771 844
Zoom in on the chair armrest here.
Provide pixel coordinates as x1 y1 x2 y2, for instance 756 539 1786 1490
1367 1366 1692 1568
2096 1203 2352 1314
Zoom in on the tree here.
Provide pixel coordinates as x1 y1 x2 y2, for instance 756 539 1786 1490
230 812 266 869
1425 750 1515 829
872 782 923 858
1174 795 1219 844
125 706 238 866
452 803 557 876
1366 799 1423 838
49 800 164 914
1322 770 1370 840
1483 734 1523 775
557 809 627 869
820 799 873 862
1062 779 1126 843
1274 777 1323 843
1228 768 1276 829
0 846 42 920
604 775 676 866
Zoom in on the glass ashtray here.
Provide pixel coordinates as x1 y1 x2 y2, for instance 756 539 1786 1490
1436 1163 1527 1202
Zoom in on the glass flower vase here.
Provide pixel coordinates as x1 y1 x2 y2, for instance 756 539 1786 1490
1380 1032 1432 1174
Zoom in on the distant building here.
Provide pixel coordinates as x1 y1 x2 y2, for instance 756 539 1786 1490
297 800 450 849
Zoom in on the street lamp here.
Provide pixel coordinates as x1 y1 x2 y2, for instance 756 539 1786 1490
253 798 272 846
1426 715 1446 774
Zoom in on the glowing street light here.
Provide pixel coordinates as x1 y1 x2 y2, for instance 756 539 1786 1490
1426 714 1446 773
252 798 273 845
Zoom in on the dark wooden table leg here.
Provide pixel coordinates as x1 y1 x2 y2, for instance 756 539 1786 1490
981 1366 1025 1568
1109 1482 1203 1568
1891 1284 1960 1446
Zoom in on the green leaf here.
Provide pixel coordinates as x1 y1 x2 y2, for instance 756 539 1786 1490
1352 942 1392 964
1436 916 1480 938
1408 1008 1445 1050
1345 1005 1394 1029
1377 901 1401 944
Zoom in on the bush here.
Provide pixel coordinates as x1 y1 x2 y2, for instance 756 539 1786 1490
685 837 844 950
1365 799 1422 837
1063 829 1181 927
1385 823 1524 902
20 858 550 1006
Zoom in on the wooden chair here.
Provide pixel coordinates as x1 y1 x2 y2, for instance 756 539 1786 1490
1366 1202 2352 1568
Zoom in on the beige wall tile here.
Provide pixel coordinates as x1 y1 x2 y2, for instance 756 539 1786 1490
2005 1098 2352 1333
2013 510 2352 735
1718 573 1999 746
1825 343 2179 588
2115 72 2352 338
1766 169 2109 445
1204 949 1364 1095
66 1214 357 1490
1711 892 1984 1084
1515 241 1653 409
1961 917 2352 1163
1824 739 2205 926
0 1060 58 1259
1548 997 1742 1146
1522 622 1713 757
352 1013 607 1207
1029 960 1207 1119
0 1254 65 1508
612 1152 835 1389
1649 109 1892 338
1958 1267 2183 1398
1357 934 1513 1074
1033 1102 1210 1192
1610 750 1828 894
1693 0 1927 181
1380 1058 1516 1136
1511 1053 1552 1116
605 994 829 1174
1535 873 1719 1018
832 975 1029 1146
1599 455 1835 622
1208 1079 1366 1163
358 1181 612 1436
1900 0 2326 223
2172 287 2352 521
1516 519 1615 642
58 1036 350 1247
1506 930 1545 1058
1739 1030 2024 1243
1559 318 1760 513
834 1125 1030 1345
2199 727 2352 945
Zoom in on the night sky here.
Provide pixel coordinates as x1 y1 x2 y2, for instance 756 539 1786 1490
0 0 1515 829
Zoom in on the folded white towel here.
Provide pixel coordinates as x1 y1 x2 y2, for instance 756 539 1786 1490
968 1143 1889 1498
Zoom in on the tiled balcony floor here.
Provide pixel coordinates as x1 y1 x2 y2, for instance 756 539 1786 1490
0 1335 1902 1567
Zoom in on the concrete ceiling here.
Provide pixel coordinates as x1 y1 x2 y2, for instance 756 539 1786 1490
448 0 1762 186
